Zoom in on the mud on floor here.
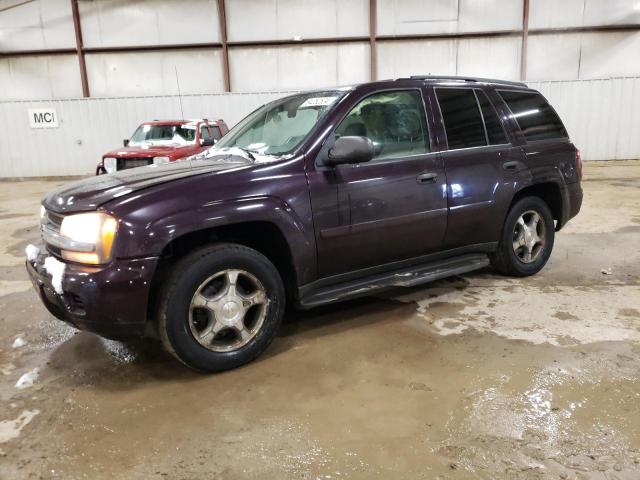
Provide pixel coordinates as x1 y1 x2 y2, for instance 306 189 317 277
1 162 640 479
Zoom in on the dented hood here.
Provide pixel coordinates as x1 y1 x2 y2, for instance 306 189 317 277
42 158 251 213
103 143 193 159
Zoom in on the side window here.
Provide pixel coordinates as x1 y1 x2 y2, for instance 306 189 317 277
475 90 508 145
199 125 213 141
436 88 487 150
211 126 222 140
334 90 429 161
498 90 567 141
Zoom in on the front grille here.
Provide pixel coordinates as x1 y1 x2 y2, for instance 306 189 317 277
42 209 64 256
46 211 64 229
117 157 153 170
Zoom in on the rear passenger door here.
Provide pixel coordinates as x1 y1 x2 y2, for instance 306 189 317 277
433 87 525 249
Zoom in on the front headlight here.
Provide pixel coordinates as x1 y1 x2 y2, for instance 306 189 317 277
57 212 118 265
153 156 170 165
103 157 117 173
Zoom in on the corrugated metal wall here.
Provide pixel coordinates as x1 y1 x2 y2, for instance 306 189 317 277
1 77 638 177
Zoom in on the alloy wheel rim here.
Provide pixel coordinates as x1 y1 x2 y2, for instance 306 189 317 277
188 269 268 352
512 209 546 264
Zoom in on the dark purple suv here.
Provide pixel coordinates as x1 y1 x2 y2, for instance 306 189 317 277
26 76 582 372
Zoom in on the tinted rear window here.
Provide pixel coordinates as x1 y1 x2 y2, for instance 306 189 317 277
436 88 487 150
498 90 567 141
475 90 508 145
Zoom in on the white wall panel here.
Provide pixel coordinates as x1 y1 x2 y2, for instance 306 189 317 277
578 31 640 79
377 40 457 79
85 50 225 97
0 0 75 51
0 55 83 100
0 91 294 177
528 32 640 80
530 0 640 28
377 0 523 36
226 0 368 41
582 0 640 27
456 36 521 80
229 43 369 92
79 0 220 47
377 37 520 80
529 0 585 29
527 33 582 80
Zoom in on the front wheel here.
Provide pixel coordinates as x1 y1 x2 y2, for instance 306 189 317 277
158 243 285 372
490 196 555 277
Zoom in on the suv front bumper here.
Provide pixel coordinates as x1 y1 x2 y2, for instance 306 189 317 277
26 247 158 339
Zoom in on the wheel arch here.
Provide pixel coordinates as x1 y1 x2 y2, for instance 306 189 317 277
148 220 301 322
509 181 565 230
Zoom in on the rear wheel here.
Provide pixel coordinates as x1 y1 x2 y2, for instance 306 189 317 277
158 243 285 372
490 196 555 277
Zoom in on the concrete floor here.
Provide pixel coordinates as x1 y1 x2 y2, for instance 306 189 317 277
1 161 639 479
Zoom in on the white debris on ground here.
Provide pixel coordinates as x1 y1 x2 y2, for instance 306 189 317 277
0 410 40 443
43 256 65 294
396 285 640 347
15 368 39 389
11 337 26 349
601 268 613 275
24 244 40 262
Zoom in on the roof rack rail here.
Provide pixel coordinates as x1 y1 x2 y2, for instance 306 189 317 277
401 75 527 88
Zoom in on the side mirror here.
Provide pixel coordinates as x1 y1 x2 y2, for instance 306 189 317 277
123 139 129 147
325 136 374 167
201 138 215 147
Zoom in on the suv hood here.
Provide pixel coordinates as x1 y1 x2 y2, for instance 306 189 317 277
43 157 251 213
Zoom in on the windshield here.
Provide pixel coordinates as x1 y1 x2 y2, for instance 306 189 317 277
213 90 346 156
129 124 197 146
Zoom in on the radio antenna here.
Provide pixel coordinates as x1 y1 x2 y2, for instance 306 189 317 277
174 66 185 119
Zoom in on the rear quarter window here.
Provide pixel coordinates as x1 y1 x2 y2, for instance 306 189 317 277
498 90 567 141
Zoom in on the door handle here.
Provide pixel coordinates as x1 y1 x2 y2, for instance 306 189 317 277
416 172 438 184
502 161 519 171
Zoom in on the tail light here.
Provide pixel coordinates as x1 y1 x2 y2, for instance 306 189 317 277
575 148 582 180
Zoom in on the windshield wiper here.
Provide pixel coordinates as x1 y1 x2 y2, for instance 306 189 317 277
237 148 256 161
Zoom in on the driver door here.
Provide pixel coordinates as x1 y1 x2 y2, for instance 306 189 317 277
307 89 448 278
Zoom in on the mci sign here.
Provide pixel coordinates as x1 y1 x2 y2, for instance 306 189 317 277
28 108 59 129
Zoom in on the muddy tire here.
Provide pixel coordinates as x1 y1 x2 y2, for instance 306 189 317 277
490 196 555 277
158 243 285 373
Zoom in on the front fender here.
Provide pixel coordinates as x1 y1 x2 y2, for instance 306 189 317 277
110 195 316 285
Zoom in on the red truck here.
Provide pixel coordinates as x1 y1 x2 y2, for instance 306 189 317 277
96 119 229 174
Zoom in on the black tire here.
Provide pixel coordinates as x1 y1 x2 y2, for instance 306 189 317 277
158 243 285 373
490 196 555 277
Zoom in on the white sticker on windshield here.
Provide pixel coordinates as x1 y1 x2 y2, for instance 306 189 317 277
300 96 339 108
